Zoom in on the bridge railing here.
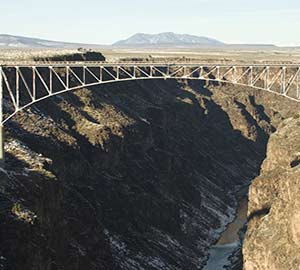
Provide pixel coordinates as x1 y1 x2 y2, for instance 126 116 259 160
1 61 300 67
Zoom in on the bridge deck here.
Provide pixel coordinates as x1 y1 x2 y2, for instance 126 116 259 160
1 61 300 67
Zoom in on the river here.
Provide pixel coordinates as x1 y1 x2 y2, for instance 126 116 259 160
203 195 248 269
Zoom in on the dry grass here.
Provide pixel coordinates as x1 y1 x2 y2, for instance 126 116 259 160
0 47 300 64
0 48 80 61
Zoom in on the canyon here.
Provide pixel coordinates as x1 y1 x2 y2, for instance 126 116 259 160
0 52 299 270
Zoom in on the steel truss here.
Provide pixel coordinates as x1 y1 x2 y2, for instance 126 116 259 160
1 62 300 125
0 62 300 163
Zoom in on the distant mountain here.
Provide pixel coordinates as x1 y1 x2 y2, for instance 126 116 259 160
0 33 280 50
0 34 104 49
113 32 225 47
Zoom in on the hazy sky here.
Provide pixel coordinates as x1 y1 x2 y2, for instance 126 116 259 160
1 0 300 46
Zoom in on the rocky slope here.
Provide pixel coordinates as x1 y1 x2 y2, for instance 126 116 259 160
0 58 296 269
243 114 300 270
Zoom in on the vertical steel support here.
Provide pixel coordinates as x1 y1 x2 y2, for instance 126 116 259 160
297 68 300 99
0 125 3 166
100 66 103 81
282 67 286 94
32 67 36 100
83 66 86 84
216 66 220 80
49 67 53 94
66 66 70 89
199 66 203 79
167 65 170 77
249 66 253 86
0 66 4 165
183 66 187 78
233 66 237 83
116 66 120 80
265 66 270 89
16 67 20 110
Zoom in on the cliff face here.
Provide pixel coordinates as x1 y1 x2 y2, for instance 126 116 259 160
243 115 300 270
0 72 290 269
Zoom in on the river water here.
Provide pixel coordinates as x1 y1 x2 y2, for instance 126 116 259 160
203 196 248 269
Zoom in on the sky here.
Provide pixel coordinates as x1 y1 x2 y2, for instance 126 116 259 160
1 0 300 46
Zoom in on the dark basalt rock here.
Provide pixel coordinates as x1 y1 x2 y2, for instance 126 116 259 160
34 51 106 62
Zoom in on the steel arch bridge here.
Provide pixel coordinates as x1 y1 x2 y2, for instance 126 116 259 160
0 61 300 163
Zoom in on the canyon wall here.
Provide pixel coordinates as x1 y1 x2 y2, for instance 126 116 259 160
243 114 300 270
